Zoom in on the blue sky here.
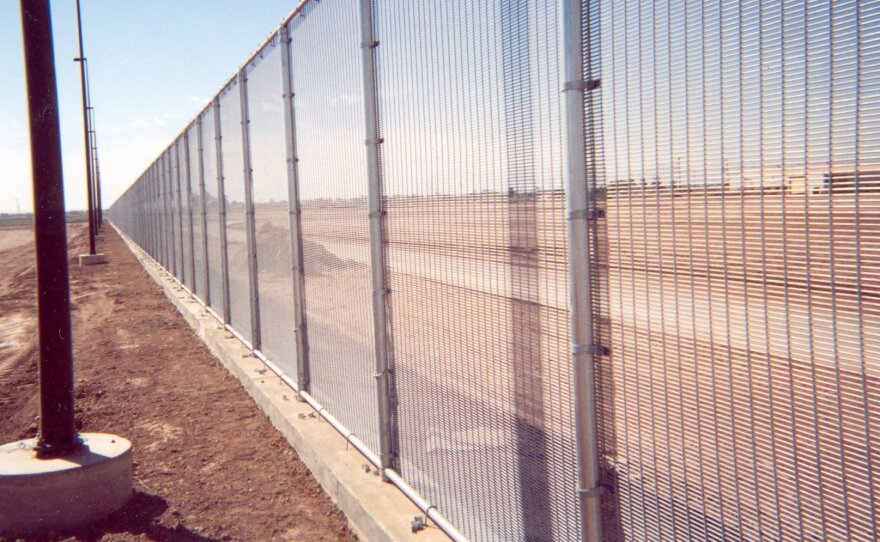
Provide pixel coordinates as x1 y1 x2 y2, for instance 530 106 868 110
0 0 299 213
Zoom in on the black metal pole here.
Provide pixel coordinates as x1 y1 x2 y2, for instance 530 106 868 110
19 0 81 454
84 59 102 231
74 0 95 253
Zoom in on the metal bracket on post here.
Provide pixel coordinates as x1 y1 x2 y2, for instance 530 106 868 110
239 70 261 350
280 22 311 395
563 78 601 93
568 208 605 221
572 344 610 357
578 485 607 498
214 99 232 325
360 0 398 476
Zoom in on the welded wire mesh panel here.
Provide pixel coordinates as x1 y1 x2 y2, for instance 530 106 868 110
151 167 160 261
178 137 193 289
169 146 182 278
594 0 880 539
202 107 224 314
219 80 252 341
246 38 296 372
162 152 173 271
288 0 380 453
189 123 207 300
377 1 576 540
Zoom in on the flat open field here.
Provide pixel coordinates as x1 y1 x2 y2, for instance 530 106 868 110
201 188 878 541
0 225 356 542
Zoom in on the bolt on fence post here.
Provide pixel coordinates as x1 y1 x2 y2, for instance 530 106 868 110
359 0 398 475
197 116 211 306
239 69 261 350
184 131 197 290
214 99 232 324
561 0 603 540
280 23 311 394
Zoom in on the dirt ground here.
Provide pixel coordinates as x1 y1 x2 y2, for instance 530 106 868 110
0 224 358 542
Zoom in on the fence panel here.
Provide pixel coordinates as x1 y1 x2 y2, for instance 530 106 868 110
246 38 297 372
201 107 224 314
168 147 181 278
161 152 171 271
188 123 207 299
178 136 193 289
376 1 577 540
287 0 381 454
218 81 252 340
593 0 880 540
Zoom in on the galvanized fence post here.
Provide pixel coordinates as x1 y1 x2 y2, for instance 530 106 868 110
359 0 398 475
239 69 261 350
184 131 197 291
561 0 603 540
280 22 310 393
214 99 232 324
197 116 211 306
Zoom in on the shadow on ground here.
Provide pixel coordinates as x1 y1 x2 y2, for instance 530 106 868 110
19 492 222 542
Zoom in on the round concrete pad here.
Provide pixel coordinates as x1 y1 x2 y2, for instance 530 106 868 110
0 432 132 537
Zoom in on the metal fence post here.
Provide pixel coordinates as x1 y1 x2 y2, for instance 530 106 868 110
280 23 310 394
359 0 398 474
197 116 211 306
214 99 232 324
184 131 197 291
239 69 261 350
561 0 603 540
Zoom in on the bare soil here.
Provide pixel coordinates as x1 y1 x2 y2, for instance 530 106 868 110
0 225 358 542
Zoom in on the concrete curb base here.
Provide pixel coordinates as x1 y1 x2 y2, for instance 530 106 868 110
0 433 132 538
78 253 108 266
118 230 450 542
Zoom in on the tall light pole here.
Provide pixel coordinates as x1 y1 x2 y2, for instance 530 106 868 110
19 0 79 456
74 0 95 253
84 58 102 229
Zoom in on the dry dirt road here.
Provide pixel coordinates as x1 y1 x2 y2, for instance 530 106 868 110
0 225 357 542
